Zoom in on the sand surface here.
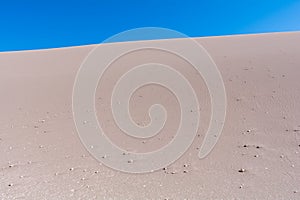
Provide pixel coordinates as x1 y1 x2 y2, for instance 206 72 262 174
0 32 300 199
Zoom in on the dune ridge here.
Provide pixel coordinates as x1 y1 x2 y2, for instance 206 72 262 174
0 32 300 199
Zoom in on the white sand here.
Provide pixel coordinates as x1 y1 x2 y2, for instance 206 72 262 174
0 32 300 199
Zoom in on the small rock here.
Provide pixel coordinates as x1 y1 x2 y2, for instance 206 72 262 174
238 168 246 173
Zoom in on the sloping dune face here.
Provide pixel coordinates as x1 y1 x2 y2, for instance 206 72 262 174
0 33 300 199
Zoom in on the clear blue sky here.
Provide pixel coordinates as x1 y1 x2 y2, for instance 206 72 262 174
1 0 299 51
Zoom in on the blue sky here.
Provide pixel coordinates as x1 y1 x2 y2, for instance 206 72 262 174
0 0 299 51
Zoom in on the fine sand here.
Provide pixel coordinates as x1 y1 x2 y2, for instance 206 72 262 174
0 32 300 199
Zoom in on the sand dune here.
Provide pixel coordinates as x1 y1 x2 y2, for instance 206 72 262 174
1 32 300 199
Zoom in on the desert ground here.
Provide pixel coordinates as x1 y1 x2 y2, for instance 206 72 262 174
0 32 300 199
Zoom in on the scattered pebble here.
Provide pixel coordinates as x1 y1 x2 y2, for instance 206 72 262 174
69 167 74 171
127 159 134 164
38 119 46 123
183 170 188 173
8 183 13 187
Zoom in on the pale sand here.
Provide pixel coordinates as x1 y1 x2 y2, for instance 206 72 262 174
0 32 300 199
